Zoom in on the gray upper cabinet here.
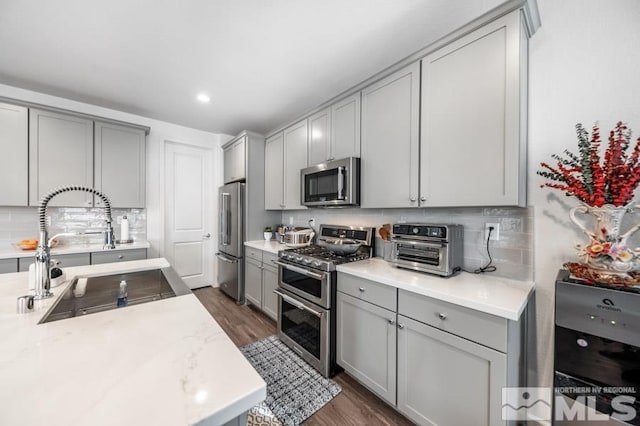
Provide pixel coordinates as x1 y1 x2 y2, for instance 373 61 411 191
29 109 94 207
331 92 361 161
94 122 146 208
396 315 506 426
0 103 28 206
283 119 308 210
361 62 420 208
264 132 284 209
420 10 527 207
307 108 331 166
223 136 246 184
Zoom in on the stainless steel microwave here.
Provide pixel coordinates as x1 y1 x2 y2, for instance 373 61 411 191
301 157 360 207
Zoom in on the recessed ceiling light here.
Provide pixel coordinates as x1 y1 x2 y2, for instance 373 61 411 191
197 93 210 103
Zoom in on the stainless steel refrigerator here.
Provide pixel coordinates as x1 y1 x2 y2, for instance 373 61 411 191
216 182 245 303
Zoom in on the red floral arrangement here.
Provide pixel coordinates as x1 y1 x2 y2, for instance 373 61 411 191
538 122 640 207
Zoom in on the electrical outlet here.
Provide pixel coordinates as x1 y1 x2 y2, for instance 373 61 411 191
289 216 294 225
116 215 123 225
46 215 51 226
485 223 500 241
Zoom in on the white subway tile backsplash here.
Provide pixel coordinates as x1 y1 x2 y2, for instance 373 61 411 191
0 207 146 246
282 206 534 281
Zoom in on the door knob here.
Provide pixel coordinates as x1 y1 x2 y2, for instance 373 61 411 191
203 233 211 239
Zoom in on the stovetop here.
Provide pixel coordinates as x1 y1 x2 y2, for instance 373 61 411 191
278 224 374 272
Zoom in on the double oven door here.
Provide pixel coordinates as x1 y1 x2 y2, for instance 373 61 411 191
274 260 335 377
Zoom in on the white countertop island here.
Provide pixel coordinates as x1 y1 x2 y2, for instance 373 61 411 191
0 258 265 426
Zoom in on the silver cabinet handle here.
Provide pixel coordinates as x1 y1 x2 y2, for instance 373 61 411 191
420 196 426 202
117 255 124 260
273 260 325 280
438 312 447 320
398 323 405 329
358 287 365 292
203 233 211 239
410 196 417 202
273 289 324 318
388 318 395 325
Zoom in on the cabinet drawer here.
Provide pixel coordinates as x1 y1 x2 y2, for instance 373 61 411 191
398 289 507 352
91 248 147 265
337 273 397 311
20 253 91 271
246 247 263 262
0 258 18 274
262 252 278 271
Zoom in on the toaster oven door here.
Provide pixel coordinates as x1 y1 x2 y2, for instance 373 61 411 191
390 240 449 275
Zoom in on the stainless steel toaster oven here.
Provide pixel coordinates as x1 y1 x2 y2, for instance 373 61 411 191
388 223 463 277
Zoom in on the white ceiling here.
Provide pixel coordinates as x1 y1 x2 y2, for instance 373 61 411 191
0 0 502 135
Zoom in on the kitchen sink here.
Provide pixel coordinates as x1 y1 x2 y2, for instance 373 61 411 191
39 266 191 324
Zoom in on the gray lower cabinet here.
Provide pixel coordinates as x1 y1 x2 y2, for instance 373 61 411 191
0 102 28 206
396 315 506 426
244 258 262 307
90 248 147 265
0 258 18 274
243 249 278 321
336 291 397 405
261 262 278 320
19 253 91 271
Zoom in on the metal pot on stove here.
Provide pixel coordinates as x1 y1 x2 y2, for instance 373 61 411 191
284 227 315 246
320 237 362 255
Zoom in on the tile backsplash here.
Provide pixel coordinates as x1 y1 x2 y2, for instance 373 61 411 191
0 207 146 246
281 207 534 281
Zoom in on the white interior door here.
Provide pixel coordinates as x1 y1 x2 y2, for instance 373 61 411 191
164 141 213 289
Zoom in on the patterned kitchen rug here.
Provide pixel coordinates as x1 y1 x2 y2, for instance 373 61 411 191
240 335 342 426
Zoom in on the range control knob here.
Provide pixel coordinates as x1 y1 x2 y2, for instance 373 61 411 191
412 227 420 234
313 261 322 267
295 256 303 262
303 258 312 264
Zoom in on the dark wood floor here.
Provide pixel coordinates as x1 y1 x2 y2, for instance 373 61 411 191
193 287 413 426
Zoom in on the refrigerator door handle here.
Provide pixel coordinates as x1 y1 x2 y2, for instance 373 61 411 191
216 252 237 263
220 192 230 245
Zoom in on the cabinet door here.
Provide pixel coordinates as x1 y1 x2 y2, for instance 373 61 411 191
421 11 525 207
21 252 91 271
244 258 262 308
29 109 94 207
336 292 397 405
264 133 284 209
261 264 278 320
397 315 506 426
0 103 28 206
283 120 308 210
308 108 331 165
94 122 146 208
361 62 420 208
223 137 246 183
0 258 18 274
331 93 361 160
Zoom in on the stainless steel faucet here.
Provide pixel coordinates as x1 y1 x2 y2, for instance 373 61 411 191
34 185 116 300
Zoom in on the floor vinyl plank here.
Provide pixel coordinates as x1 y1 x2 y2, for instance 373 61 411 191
193 286 413 425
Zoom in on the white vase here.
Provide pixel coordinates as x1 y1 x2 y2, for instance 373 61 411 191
263 231 272 241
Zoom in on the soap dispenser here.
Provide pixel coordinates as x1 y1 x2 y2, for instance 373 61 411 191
117 280 128 307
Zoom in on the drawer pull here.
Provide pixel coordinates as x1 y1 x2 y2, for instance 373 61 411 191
388 318 395 325
118 255 124 260
437 312 447 320
358 287 365 292
397 323 405 329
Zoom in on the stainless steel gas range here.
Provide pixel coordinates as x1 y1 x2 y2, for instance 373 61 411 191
274 224 374 377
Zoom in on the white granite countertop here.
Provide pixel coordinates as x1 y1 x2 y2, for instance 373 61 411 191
0 240 151 260
244 240 287 255
336 258 534 321
0 258 266 426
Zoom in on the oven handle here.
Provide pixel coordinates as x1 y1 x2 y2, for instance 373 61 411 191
273 260 325 281
273 289 324 318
